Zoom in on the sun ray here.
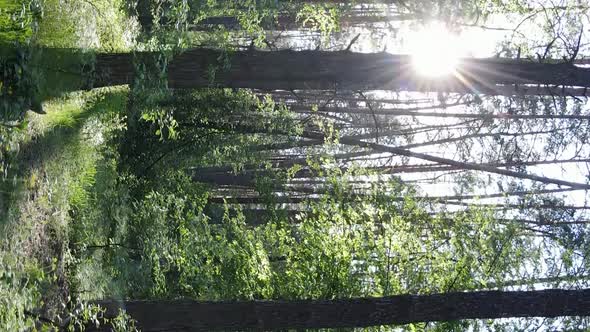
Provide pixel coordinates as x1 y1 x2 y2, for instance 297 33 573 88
407 22 462 77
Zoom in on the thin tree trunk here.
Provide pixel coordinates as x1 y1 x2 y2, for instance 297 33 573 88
192 158 590 187
299 131 590 189
191 13 413 31
484 274 590 289
268 90 434 105
442 201 590 210
385 127 576 150
208 195 307 204
290 104 590 120
376 158 590 174
93 289 590 331
421 187 583 201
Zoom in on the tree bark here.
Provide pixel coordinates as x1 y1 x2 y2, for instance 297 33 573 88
90 49 590 95
93 289 590 331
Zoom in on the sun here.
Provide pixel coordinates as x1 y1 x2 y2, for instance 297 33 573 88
407 22 462 77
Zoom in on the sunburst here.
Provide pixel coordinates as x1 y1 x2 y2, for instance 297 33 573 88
407 22 462 77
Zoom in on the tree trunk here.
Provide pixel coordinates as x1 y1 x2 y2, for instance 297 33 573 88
93 289 590 331
90 49 590 95
299 131 590 189
31 46 590 96
290 104 590 120
191 13 414 31
377 158 590 174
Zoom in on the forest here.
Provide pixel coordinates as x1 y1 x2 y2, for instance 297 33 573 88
1 0 590 330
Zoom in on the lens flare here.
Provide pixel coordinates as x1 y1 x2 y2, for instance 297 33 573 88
407 22 461 77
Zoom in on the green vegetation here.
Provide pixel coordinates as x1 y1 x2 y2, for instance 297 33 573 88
1 0 589 330
0 0 138 329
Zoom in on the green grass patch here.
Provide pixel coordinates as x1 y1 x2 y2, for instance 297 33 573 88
36 0 138 50
0 0 137 328
0 87 129 328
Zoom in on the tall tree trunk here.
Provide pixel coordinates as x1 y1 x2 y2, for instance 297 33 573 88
93 289 590 331
90 49 590 95
31 47 590 95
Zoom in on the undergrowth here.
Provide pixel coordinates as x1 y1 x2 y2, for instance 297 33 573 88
0 0 139 329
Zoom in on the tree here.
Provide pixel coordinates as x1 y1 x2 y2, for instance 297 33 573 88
103 49 590 94
93 289 590 331
23 47 587 95
10 47 590 110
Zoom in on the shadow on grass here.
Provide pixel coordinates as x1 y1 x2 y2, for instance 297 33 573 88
0 88 129 320
0 89 128 226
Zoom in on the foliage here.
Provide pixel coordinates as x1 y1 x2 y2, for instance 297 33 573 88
0 252 44 330
2 0 590 330
62 301 139 332
297 3 339 40
0 0 41 43
120 88 300 177
83 172 275 300
0 44 39 123
36 0 138 50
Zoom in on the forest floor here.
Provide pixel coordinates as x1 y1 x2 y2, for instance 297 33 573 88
0 0 138 328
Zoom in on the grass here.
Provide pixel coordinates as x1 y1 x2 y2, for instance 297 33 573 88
0 87 130 327
35 0 138 51
0 0 138 328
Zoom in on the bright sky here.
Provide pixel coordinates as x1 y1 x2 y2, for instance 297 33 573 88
350 17 590 209
403 21 503 75
271 6 590 210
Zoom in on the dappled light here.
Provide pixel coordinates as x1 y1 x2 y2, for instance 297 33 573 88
1 0 590 331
